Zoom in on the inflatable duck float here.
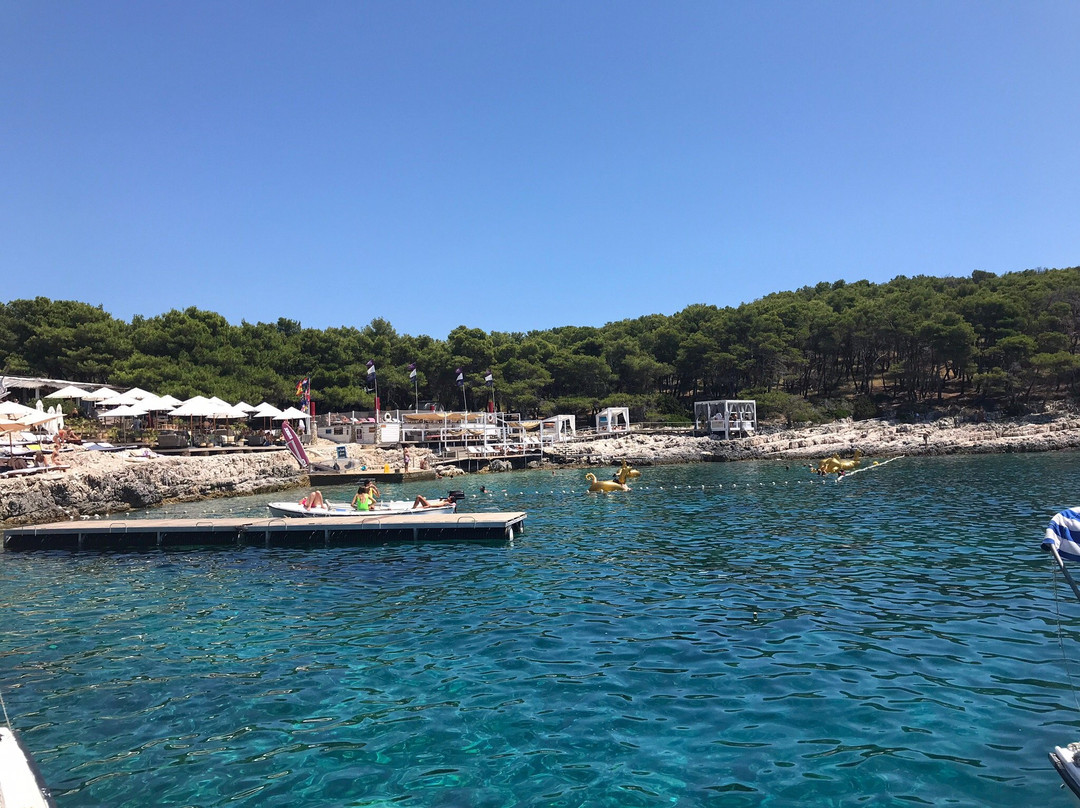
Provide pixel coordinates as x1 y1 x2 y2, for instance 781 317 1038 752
816 449 863 475
586 461 641 492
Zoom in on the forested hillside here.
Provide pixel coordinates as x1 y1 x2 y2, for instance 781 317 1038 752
3 267 1079 423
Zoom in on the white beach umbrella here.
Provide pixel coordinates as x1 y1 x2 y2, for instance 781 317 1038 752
47 385 90 399
0 400 36 418
169 397 214 418
208 404 237 420
140 395 176 412
126 387 155 400
99 390 144 406
251 402 283 418
81 386 118 402
0 410 60 454
234 401 258 413
274 406 310 420
101 404 150 418
157 394 182 406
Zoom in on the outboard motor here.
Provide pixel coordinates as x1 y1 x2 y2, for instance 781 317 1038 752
447 490 465 503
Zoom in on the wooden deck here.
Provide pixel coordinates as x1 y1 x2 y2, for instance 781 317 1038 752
2 512 527 551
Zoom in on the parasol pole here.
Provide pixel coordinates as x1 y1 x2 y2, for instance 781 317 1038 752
1049 544 1080 605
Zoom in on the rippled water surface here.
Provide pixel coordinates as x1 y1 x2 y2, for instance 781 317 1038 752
5 454 1080 806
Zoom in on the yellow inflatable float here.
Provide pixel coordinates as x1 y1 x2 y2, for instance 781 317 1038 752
586 461 641 492
816 449 863 475
586 473 629 492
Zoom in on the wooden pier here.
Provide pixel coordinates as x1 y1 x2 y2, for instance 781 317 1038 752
2 512 527 551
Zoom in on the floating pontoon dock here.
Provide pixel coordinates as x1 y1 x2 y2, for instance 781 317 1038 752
3 512 527 551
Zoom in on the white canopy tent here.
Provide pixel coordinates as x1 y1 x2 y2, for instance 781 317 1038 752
595 407 630 434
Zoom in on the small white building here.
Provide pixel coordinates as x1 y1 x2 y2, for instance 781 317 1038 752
694 399 757 438
595 407 630 434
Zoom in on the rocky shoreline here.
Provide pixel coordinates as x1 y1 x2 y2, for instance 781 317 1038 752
4 411 1080 528
544 410 1080 467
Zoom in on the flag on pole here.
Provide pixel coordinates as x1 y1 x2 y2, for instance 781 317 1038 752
484 370 493 387
366 360 376 390
409 363 417 380
295 377 309 397
455 368 464 387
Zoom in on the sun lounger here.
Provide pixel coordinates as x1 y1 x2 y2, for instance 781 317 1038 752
0 464 60 479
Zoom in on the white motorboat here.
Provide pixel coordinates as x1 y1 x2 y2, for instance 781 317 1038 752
0 725 55 808
267 498 457 518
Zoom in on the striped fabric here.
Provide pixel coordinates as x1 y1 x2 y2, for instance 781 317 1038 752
1044 508 1080 562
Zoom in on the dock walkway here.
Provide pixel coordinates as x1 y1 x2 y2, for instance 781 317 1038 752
3 512 526 551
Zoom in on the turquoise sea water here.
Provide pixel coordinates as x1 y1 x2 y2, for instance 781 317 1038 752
4 453 1080 806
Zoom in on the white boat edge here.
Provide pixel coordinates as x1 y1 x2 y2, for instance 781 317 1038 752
0 726 55 808
267 500 456 518
1050 744 1080 800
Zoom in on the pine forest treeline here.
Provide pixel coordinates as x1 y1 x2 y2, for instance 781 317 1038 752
4 267 1080 424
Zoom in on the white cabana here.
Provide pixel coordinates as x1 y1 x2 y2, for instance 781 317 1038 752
541 414 577 442
694 399 757 438
595 407 630 434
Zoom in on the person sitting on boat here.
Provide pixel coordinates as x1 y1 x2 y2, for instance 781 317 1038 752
412 494 452 509
300 490 326 510
352 485 375 511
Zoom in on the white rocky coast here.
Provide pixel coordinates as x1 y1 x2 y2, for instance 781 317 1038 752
4 411 1080 527
0 441 438 528
544 411 1080 466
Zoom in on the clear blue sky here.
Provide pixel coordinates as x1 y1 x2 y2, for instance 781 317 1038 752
3 2 1078 339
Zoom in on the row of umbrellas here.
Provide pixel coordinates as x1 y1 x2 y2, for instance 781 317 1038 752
0 400 67 453
45 385 310 423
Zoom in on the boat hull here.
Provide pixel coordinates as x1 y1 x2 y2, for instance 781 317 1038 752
267 500 455 518
1050 746 1080 800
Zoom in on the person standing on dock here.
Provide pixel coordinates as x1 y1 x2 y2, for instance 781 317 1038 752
403 446 411 470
